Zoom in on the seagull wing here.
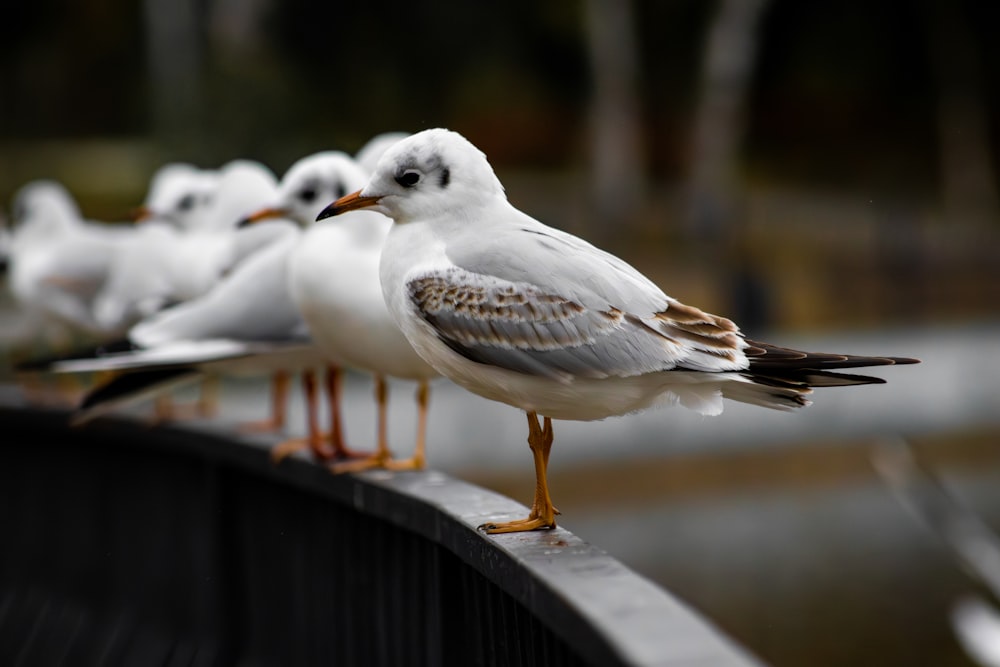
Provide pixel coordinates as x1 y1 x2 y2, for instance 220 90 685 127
408 223 747 382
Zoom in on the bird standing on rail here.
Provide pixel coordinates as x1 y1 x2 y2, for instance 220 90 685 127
244 149 438 472
318 128 919 534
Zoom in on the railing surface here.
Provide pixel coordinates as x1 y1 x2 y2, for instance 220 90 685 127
0 389 764 666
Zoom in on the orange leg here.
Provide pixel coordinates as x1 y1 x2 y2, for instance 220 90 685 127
302 370 330 458
17 372 81 407
15 372 48 405
241 371 290 433
151 377 218 423
196 375 219 418
55 373 87 406
153 394 175 422
479 412 558 534
270 369 336 463
330 375 394 473
383 380 429 471
324 365 370 460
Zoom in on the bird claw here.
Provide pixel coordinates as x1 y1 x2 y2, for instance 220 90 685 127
239 418 285 434
328 450 392 474
477 514 557 534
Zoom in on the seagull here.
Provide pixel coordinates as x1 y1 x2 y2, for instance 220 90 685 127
5 180 138 403
7 180 134 339
93 163 220 331
130 162 219 230
49 160 301 425
355 131 411 175
161 160 283 304
54 217 322 429
318 128 920 534
92 159 278 336
244 149 437 471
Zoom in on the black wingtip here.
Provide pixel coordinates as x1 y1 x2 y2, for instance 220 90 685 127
71 367 202 426
77 367 197 411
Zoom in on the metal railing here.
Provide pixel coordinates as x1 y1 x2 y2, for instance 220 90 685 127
0 388 765 666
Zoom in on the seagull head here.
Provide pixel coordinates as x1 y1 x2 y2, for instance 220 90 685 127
239 151 368 228
316 128 505 225
10 180 81 236
136 164 218 229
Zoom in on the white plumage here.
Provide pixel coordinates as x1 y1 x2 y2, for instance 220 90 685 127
319 127 917 533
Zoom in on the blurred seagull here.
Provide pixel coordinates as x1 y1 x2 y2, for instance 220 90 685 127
92 160 278 335
50 160 304 425
244 148 436 471
93 163 220 331
55 216 320 428
7 180 133 338
130 162 219 230
318 128 920 533
161 160 283 303
355 131 411 175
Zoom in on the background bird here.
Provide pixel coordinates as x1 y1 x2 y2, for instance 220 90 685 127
245 147 437 471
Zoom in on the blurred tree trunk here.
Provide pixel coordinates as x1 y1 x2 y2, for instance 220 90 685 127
208 0 273 61
686 0 771 242
923 1 999 228
143 0 205 152
583 0 643 246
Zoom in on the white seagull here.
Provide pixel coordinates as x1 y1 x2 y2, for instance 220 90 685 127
51 160 302 425
131 162 219 230
7 180 134 339
245 149 437 471
54 217 319 428
355 131 411 175
318 128 919 534
93 163 220 331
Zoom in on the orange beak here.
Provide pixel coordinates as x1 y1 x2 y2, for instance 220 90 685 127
238 207 289 228
315 190 381 221
130 206 154 222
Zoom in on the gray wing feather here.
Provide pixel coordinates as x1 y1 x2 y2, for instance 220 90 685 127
445 218 668 315
417 216 751 378
408 266 687 381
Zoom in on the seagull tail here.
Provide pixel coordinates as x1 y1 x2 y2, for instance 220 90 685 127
720 340 920 411
71 367 202 426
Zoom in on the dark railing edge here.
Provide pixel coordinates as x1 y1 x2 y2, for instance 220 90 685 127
0 387 765 667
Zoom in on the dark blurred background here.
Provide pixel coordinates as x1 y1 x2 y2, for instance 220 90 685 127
2 2 1000 666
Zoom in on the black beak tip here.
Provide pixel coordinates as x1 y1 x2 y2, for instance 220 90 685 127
315 202 338 222
236 216 253 229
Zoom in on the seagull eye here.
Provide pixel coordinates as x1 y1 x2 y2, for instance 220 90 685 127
176 194 196 211
298 187 317 203
395 170 421 188
333 181 347 200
